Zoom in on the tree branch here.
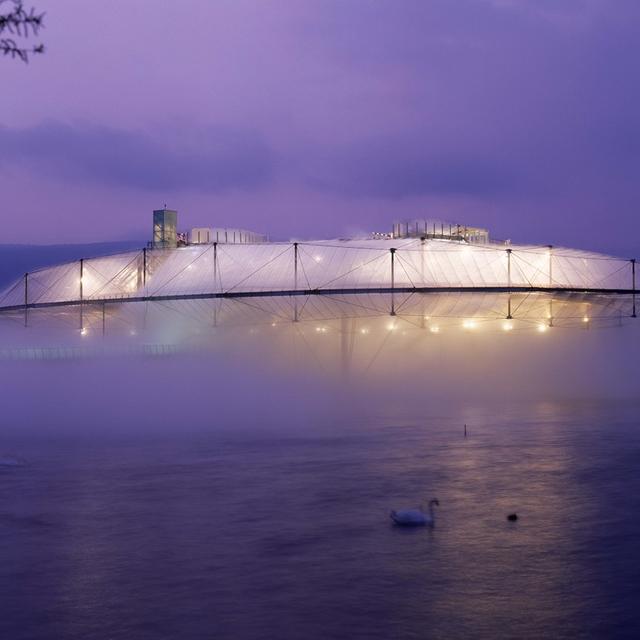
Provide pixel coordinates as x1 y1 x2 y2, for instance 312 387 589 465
0 0 44 63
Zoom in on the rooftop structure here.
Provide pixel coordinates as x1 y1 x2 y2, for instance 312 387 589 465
392 219 490 244
152 208 177 249
190 227 267 245
153 208 267 247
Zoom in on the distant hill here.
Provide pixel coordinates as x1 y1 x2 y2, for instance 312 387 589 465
0 241 145 289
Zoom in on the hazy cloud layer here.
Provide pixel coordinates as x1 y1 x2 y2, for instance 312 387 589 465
0 122 274 192
299 135 520 199
0 120 523 200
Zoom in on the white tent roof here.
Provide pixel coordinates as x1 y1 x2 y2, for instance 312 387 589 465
0 238 634 310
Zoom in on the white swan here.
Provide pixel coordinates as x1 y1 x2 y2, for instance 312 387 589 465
390 498 439 526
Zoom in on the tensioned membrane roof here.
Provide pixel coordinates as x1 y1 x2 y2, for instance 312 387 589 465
0 238 635 310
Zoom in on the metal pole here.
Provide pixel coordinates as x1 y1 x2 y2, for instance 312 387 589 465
102 302 106 336
390 248 396 288
632 259 636 318
24 272 28 327
420 238 427 328
212 243 219 326
293 242 299 322
79 259 84 331
548 245 553 287
213 242 218 292
507 294 512 320
142 248 147 287
506 249 512 289
79 259 84 301
390 248 396 316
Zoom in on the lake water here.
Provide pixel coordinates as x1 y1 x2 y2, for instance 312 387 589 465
1 293 639 639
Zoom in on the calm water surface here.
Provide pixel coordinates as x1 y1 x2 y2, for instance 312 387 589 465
1 294 639 639
2 401 639 639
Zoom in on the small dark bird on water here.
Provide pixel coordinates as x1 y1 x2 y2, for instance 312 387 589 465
507 513 518 522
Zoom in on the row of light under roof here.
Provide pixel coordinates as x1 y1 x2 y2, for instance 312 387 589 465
76 315 593 337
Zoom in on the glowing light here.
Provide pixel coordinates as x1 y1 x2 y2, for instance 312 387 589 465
386 322 396 331
537 323 548 333
430 326 440 334
271 322 277 327
315 326 328 333
582 316 590 323
313 255 323 263
462 319 477 330
360 327 370 335
502 321 513 331
80 327 88 336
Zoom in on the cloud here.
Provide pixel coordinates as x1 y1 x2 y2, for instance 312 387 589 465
299 134 519 199
0 119 521 201
0 121 274 193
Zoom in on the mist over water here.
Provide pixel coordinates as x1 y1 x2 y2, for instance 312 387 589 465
1 293 639 638
1 292 638 435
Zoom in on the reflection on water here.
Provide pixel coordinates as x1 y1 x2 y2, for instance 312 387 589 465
0 293 639 639
2 291 637 338
0 292 638 403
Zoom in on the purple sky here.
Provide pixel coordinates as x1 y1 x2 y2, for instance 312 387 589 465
2 0 640 255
